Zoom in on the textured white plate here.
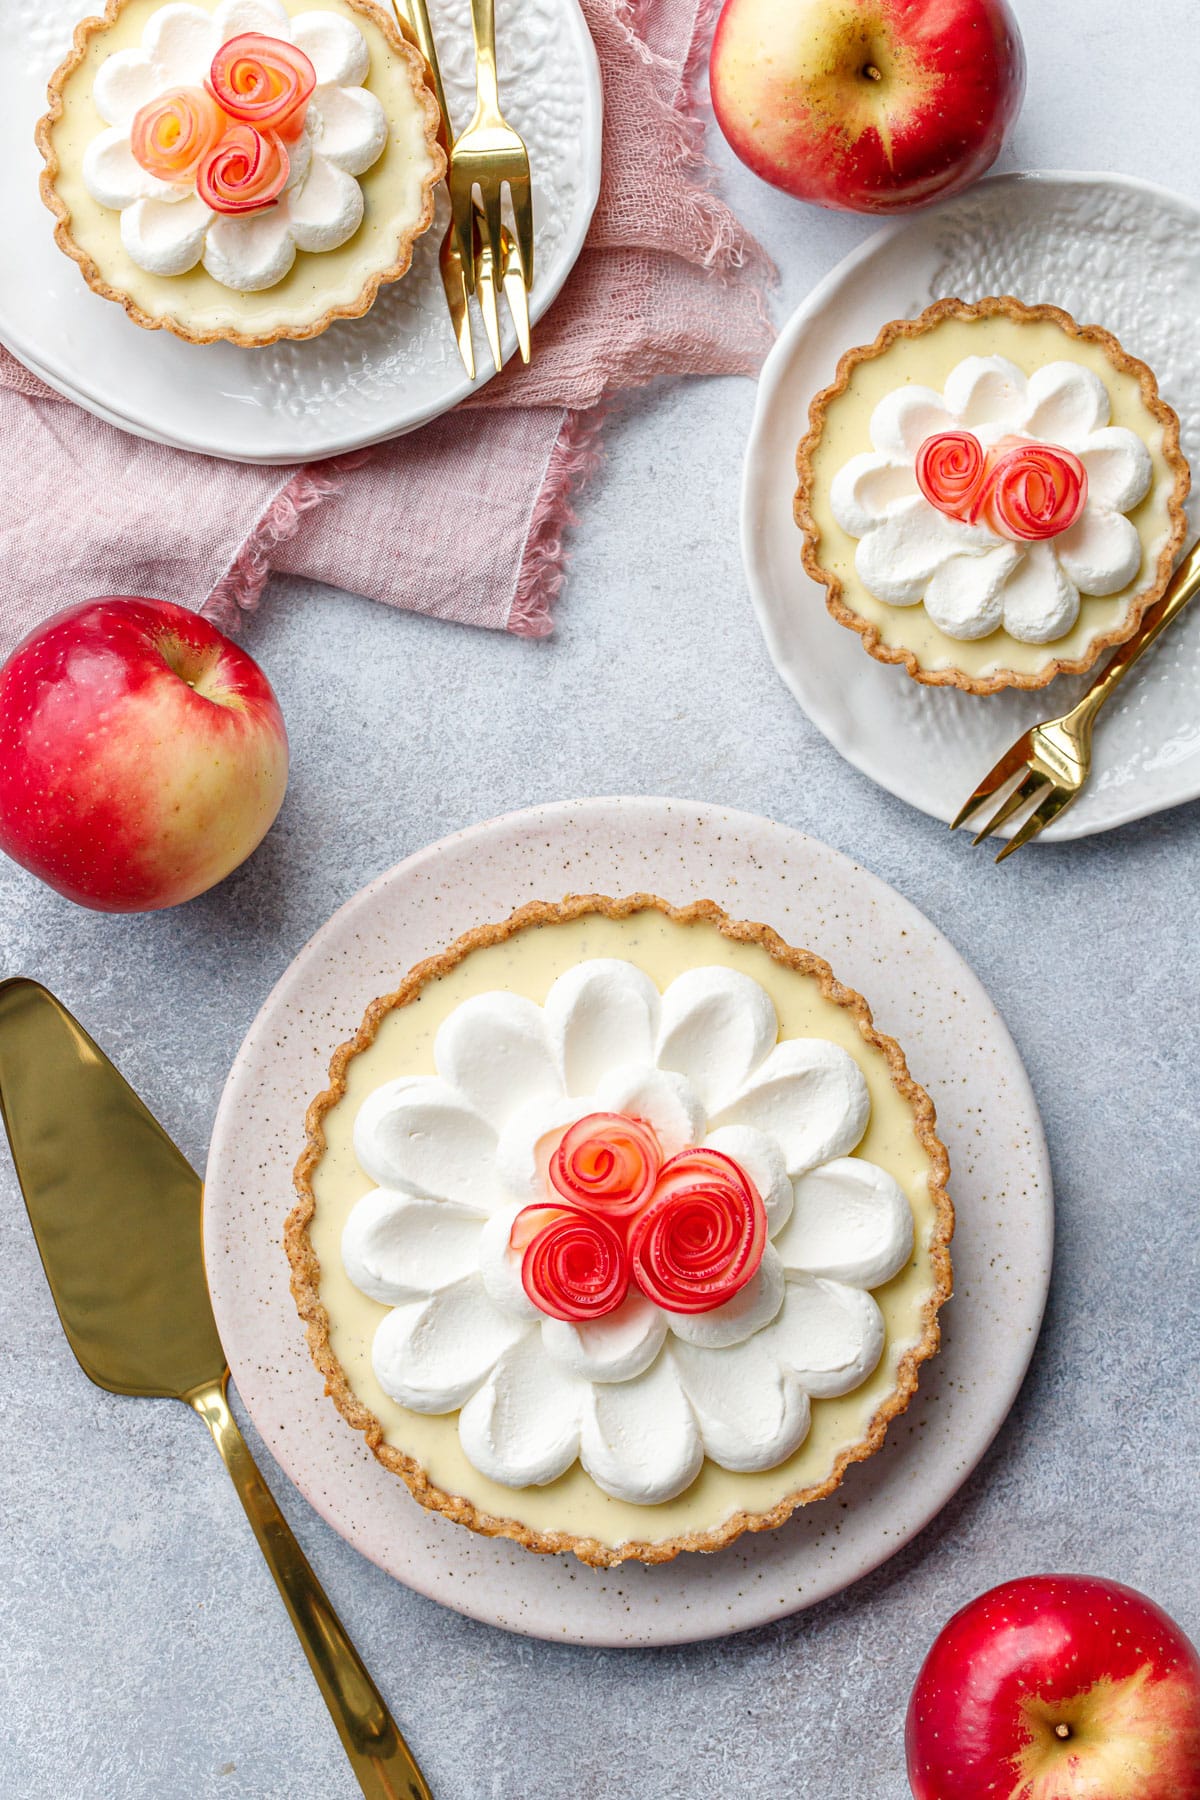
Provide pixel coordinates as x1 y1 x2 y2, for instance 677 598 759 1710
743 171 1200 842
0 0 601 463
204 797 1052 1647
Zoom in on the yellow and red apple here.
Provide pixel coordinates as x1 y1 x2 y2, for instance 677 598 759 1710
710 0 1026 214
907 1575 1200 1799
0 597 288 912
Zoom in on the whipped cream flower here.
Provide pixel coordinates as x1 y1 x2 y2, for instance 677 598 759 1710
342 960 915 1507
830 356 1154 644
82 0 389 292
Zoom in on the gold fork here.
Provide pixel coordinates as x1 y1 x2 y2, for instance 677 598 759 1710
952 537 1200 861
448 0 534 301
393 0 529 376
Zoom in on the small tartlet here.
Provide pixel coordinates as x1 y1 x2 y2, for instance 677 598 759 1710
795 296 1190 695
37 0 444 347
286 893 954 1569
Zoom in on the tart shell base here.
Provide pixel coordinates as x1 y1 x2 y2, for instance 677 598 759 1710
286 893 954 1569
794 296 1190 696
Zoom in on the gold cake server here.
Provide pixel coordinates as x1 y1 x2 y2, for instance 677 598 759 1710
0 978 432 1800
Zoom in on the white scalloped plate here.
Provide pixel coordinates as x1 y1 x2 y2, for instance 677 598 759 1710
203 797 1052 1646
0 0 601 463
743 171 1200 842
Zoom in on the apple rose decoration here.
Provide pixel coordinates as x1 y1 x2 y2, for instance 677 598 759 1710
341 961 916 1506
831 355 1154 643
81 0 389 292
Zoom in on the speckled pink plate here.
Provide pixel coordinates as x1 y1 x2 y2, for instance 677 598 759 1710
203 797 1052 1647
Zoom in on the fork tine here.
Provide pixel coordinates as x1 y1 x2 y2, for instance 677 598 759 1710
473 211 504 375
949 737 1037 830
449 178 477 290
500 228 531 363
480 185 505 299
439 237 475 380
994 786 1076 863
970 772 1048 846
507 172 534 290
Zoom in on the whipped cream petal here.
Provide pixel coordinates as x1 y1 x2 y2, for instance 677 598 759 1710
457 1334 584 1488
580 1353 702 1504
1079 428 1153 512
656 966 778 1114
293 10 371 84
774 1159 913 1287
121 194 212 276
311 84 389 175
592 1064 705 1158
434 993 561 1132
854 502 986 608
477 1201 544 1321
213 0 290 40
1055 506 1143 597
716 1039 870 1176
671 1335 811 1472
494 1092 593 1200
83 129 180 209
545 960 661 1096
766 1276 884 1399
541 1291 668 1382
286 156 361 255
701 1124 792 1230
93 48 173 128
867 385 955 458
1000 542 1081 643
665 1244 785 1349
923 545 1019 640
828 453 918 537
1025 360 1110 443
354 1077 500 1207
372 1277 530 1412
342 1190 486 1305
203 207 297 292
941 355 1028 433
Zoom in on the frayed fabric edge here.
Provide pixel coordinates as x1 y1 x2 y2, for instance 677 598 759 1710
508 406 609 637
201 450 373 633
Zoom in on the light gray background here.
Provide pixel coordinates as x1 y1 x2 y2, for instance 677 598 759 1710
3 2 1199 1795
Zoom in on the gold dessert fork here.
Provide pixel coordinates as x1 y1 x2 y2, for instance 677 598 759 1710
952 538 1200 860
393 0 530 376
448 0 534 303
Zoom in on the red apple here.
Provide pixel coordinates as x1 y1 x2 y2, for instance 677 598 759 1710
907 1575 1200 1799
710 0 1026 214
0 597 288 912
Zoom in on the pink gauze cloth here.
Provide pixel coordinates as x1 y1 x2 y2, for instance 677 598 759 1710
0 0 774 654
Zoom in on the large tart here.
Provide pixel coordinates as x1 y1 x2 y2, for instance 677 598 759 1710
287 895 953 1568
38 0 444 345
795 296 1190 694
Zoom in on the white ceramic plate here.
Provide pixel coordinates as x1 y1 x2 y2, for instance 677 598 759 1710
743 171 1200 842
0 0 602 463
204 797 1052 1647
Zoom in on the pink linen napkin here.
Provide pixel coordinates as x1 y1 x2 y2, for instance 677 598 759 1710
0 0 773 654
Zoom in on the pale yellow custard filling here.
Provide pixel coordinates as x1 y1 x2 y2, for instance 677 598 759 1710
306 911 944 1552
806 314 1179 680
43 0 436 337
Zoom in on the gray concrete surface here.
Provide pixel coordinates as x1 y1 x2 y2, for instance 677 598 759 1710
4 1 1200 1794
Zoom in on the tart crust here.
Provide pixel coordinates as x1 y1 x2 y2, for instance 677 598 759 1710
794 295 1190 696
36 0 445 347
286 892 954 1569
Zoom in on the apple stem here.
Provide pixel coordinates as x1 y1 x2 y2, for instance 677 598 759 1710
1054 1723 1071 1739
862 63 882 82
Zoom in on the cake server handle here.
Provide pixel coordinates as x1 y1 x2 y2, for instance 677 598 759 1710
188 1374 432 1800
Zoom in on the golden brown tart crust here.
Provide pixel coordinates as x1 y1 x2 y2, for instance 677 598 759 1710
36 0 445 347
286 892 954 1570
794 295 1190 696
